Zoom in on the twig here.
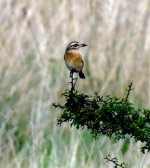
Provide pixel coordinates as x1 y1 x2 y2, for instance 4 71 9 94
70 72 74 90
70 72 78 90
94 92 108 104
125 82 133 102
104 155 127 168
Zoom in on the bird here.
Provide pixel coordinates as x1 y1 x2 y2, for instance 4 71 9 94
64 41 87 79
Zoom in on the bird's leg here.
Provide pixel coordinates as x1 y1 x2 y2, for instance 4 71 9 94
70 71 73 78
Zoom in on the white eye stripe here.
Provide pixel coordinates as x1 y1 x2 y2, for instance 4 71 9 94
69 41 79 47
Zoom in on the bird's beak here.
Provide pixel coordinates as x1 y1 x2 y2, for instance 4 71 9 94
80 43 88 47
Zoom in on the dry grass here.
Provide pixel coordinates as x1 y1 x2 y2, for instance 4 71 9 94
0 0 150 167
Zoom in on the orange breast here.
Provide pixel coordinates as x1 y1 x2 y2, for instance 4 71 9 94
64 50 84 72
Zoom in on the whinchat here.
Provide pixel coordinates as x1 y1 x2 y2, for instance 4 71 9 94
64 41 87 79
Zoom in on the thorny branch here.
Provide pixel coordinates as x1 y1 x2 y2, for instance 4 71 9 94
125 82 133 102
70 72 77 90
104 155 127 168
94 92 108 104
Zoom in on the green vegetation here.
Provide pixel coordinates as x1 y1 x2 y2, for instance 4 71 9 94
53 83 150 167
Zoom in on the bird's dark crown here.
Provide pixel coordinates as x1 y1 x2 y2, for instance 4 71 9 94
66 41 87 51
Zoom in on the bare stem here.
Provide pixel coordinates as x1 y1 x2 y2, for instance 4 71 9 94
125 82 133 102
70 72 76 90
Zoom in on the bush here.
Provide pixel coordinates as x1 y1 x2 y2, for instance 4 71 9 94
53 83 150 153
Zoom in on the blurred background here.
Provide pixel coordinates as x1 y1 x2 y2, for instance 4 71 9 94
0 0 150 167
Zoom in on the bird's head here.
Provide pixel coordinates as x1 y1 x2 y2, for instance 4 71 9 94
66 41 87 51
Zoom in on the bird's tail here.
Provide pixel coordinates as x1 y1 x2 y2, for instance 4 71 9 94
79 71 85 79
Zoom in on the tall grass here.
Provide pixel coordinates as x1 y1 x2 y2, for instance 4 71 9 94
0 0 150 167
